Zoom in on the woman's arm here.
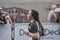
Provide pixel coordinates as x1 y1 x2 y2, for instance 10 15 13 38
7 15 14 27
24 29 40 39
28 32 39 39
8 16 13 24
0 20 4 24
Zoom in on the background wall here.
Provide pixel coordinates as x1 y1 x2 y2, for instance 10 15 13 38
0 0 60 22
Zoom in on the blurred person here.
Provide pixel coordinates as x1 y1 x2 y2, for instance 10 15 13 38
1 11 14 27
0 12 7 24
48 5 57 22
24 9 45 40
0 7 14 40
0 7 14 26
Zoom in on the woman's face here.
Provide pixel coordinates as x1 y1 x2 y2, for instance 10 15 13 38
27 10 33 21
52 5 57 10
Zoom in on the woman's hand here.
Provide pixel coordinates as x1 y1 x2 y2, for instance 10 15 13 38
43 32 46 36
24 29 40 39
24 29 29 35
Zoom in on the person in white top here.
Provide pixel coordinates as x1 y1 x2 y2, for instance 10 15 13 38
2 11 14 27
48 5 57 22
0 7 14 25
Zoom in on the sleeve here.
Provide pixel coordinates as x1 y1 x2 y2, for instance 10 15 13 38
31 23 38 33
53 12 57 20
5 14 10 20
48 11 53 22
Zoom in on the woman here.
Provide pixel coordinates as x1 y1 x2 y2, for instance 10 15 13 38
24 9 45 40
48 5 57 22
0 12 7 24
0 11 14 27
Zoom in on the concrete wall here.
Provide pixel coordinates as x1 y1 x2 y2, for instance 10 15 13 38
0 0 60 3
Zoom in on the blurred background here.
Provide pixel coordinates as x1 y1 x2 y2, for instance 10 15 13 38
0 0 60 23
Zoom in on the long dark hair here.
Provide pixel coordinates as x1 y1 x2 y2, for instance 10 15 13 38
0 12 3 20
31 9 44 35
0 12 2 16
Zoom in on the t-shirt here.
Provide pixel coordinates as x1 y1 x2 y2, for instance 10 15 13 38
28 21 39 40
48 10 57 22
5 15 10 24
3 14 10 24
